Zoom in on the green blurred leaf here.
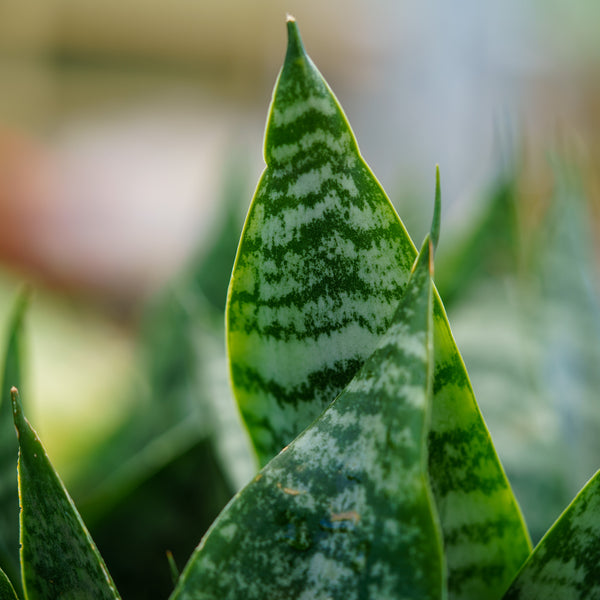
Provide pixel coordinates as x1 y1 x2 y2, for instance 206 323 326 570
226 18 531 599
435 163 521 307
11 388 120 600
0 567 18 600
172 226 444 600
448 155 600 543
70 158 252 600
190 155 248 313
503 469 600 599
0 289 29 595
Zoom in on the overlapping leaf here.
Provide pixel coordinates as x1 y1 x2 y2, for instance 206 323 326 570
226 17 531 599
12 388 120 600
226 17 417 467
173 217 443 600
503 469 600 599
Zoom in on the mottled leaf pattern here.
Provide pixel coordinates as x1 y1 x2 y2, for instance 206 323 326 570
173 223 443 600
503 469 600 600
226 17 531 600
0 567 18 600
226 17 416 466
0 290 29 594
12 388 120 600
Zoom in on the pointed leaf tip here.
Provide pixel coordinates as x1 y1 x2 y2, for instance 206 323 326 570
430 165 441 253
10 386 22 429
285 16 305 61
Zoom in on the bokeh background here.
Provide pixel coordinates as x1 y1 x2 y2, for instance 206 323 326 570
1 0 600 597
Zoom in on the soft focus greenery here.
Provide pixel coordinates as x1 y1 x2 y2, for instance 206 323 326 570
0 15 599 600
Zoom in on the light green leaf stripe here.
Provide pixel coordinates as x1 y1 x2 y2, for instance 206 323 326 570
227 17 531 600
226 16 416 466
11 388 121 600
503 469 600 600
0 567 18 600
173 227 444 600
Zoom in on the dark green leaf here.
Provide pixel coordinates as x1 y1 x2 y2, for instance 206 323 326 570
0 567 18 600
12 388 120 600
173 223 443 600
0 288 30 594
503 469 600 599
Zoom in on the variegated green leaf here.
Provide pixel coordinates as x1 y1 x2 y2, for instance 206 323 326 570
12 388 120 600
0 289 29 595
503 469 600 599
226 16 416 467
173 220 443 600
0 567 18 600
226 17 531 600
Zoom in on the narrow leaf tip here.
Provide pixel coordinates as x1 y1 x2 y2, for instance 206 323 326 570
10 387 22 437
286 16 305 60
430 164 441 253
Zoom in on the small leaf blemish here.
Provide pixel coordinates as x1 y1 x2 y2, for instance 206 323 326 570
330 511 360 524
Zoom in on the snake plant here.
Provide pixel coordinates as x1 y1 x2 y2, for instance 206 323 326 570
0 16 599 600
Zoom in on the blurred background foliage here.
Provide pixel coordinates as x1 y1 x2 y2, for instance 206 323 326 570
1 1 600 598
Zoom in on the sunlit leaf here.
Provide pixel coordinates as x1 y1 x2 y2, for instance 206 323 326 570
227 15 416 468
12 388 120 600
0 289 29 594
173 222 444 600
226 17 531 599
503 469 600 599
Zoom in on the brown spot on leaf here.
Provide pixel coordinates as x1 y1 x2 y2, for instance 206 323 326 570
330 511 360 524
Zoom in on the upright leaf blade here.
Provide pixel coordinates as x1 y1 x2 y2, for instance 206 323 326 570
227 18 531 600
0 289 29 594
503 469 600 599
174 227 443 600
12 389 120 600
227 17 416 466
428 306 531 599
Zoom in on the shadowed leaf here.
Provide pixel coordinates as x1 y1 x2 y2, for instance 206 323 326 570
12 388 120 600
503 469 600 599
0 289 30 594
0 567 18 600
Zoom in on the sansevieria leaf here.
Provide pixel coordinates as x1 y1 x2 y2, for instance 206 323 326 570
173 212 443 600
226 16 416 466
11 388 120 600
503 469 600 599
227 17 531 600
0 567 18 600
0 289 29 595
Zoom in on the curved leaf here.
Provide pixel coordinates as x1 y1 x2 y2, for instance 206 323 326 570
0 289 29 594
12 388 120 600
503 469 600 599
226 17 531 600
173 226 443 600
0 567 18 600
